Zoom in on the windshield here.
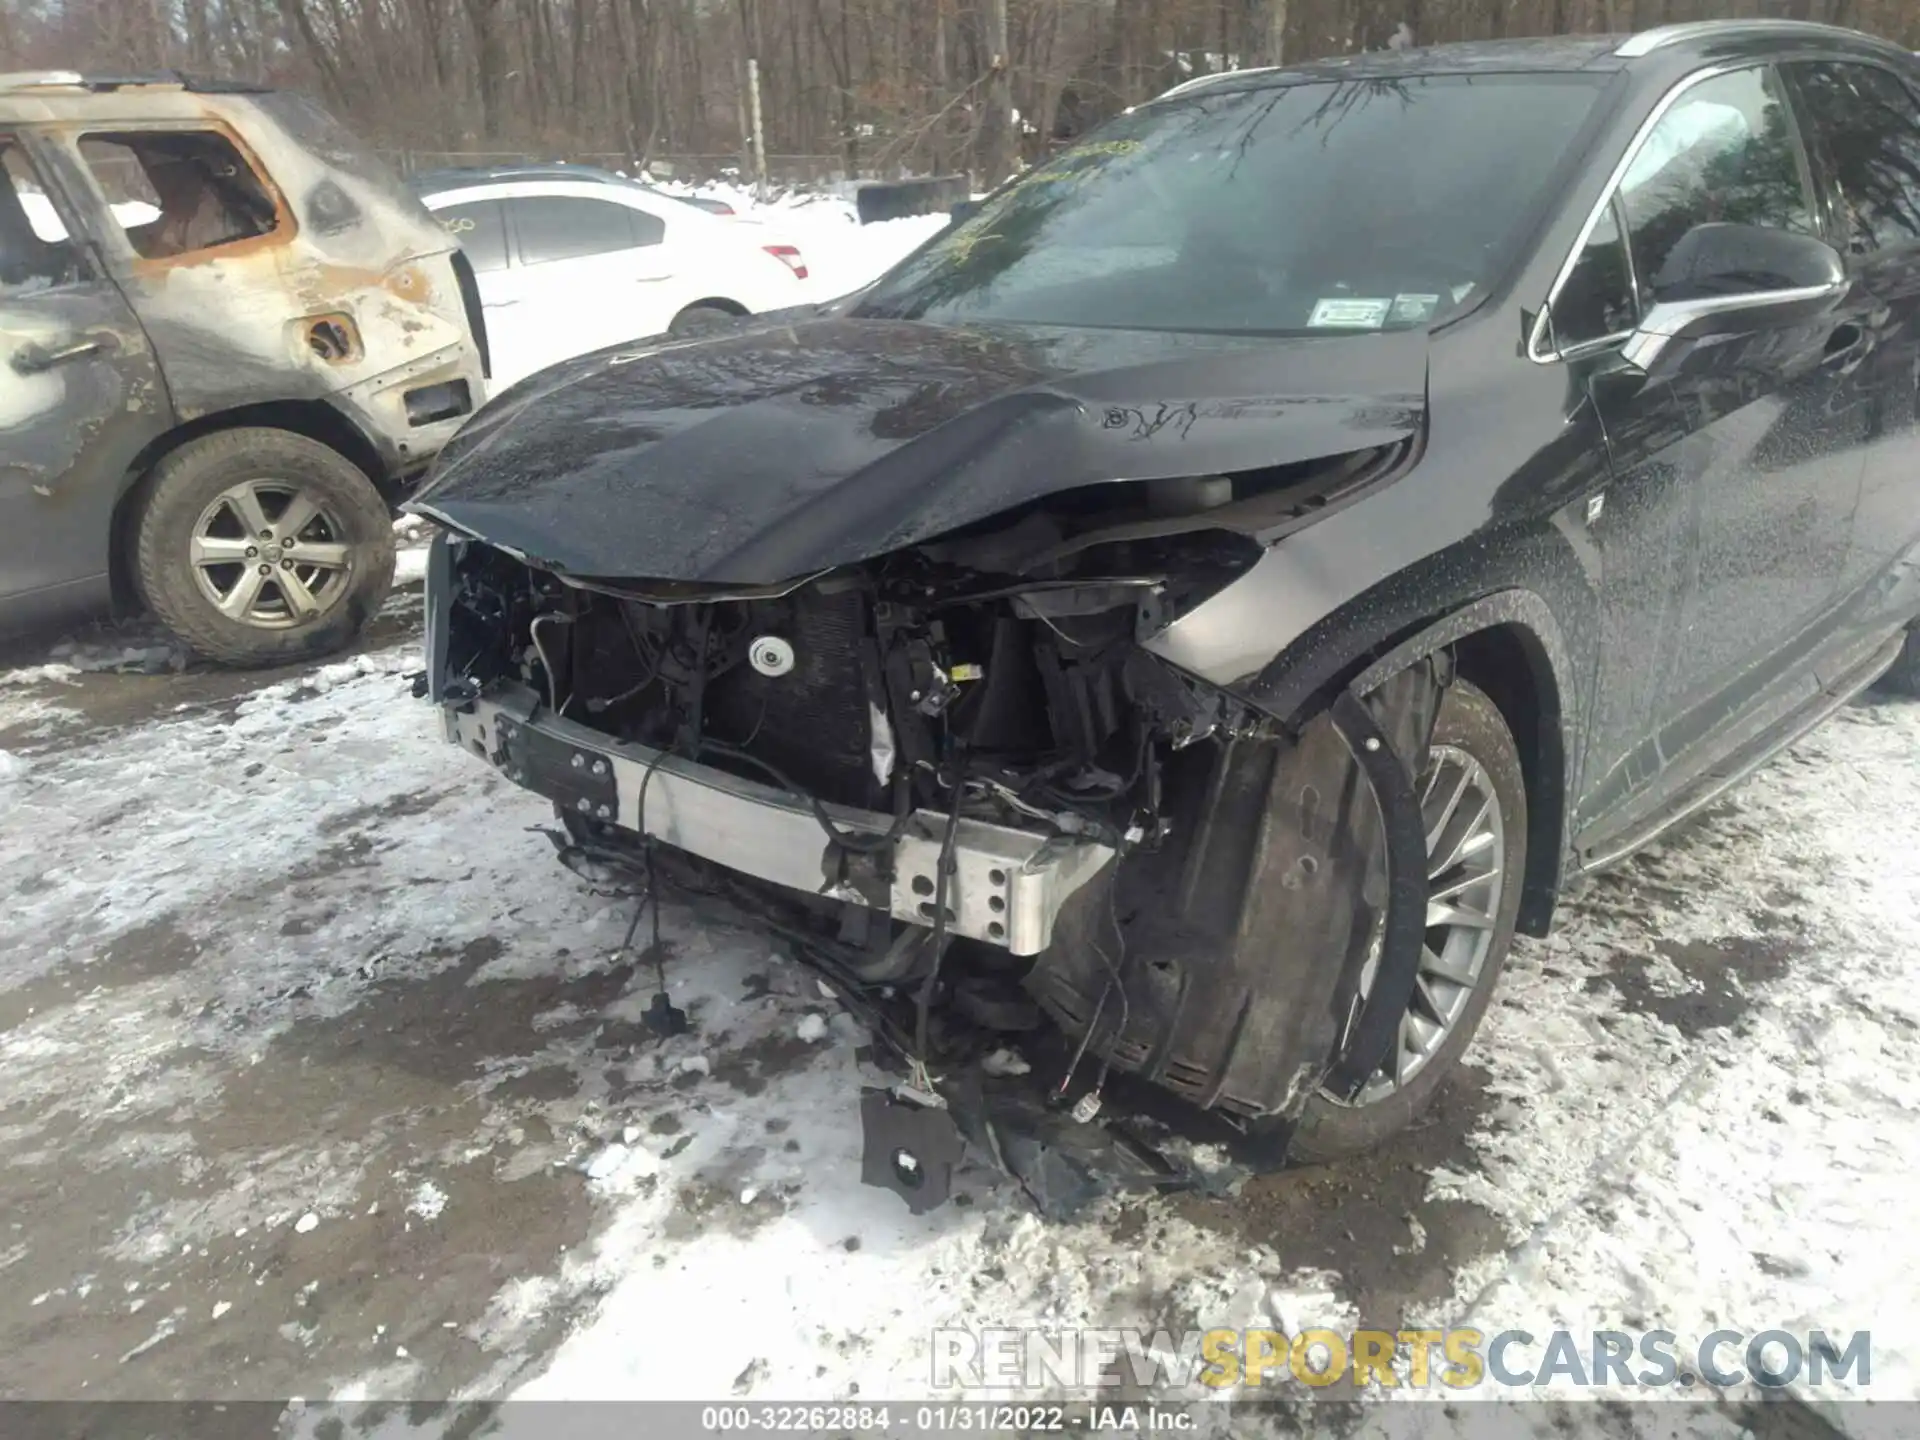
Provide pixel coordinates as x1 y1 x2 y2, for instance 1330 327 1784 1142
857 73 1607 335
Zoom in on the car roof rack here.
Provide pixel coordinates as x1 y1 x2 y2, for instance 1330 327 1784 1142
1615 19 1878 58
0 70 268 95
1155 66 1281 102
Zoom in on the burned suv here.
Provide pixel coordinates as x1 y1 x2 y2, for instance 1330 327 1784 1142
415 22 1920 1213
1 72 486 664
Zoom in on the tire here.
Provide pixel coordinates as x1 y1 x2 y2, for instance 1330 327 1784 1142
1872 624 1920 697
1288 678 1528 1163
669 302 742 338
132 427 395 667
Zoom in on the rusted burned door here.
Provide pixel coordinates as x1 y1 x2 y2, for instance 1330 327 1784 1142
0 133 168 629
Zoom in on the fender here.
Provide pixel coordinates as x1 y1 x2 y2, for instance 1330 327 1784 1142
1157 557 1584 936
1338 589 1576 935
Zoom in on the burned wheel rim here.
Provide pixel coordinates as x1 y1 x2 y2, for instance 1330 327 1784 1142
189 480 355 629
1329 743 1508 1108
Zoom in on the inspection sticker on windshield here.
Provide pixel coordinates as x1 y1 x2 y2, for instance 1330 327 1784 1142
1308 297 1392 329
1389 293 1443 324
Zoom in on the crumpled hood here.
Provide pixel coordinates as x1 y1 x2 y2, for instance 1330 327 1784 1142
408 316 1429 583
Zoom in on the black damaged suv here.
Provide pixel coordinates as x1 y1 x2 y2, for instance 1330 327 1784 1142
413 21 1920 1212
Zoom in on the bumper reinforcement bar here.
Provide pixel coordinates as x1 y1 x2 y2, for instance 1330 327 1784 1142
444 684 1115 956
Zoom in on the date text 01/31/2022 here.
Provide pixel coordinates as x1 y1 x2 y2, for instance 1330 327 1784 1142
697 1404 1196 1432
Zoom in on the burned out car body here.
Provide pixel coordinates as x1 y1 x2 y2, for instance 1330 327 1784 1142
414 22 1920 1210
1 72 486 659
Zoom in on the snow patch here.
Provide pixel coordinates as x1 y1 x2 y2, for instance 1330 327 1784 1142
406 1181 448 1222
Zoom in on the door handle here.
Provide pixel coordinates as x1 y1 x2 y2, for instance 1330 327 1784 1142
11 335 117 375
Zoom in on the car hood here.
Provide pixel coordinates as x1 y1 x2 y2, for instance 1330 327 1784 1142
408 316 1430 584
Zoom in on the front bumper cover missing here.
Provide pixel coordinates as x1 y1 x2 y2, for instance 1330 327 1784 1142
444 683 1115 956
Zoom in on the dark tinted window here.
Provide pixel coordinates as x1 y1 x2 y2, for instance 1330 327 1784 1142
857 74 1606 334
436 200 508 271
508 196 658 264
1617 67 1816 305
628 207 665 246
0 138 88 292
1553 200 1636 348
1789 61 1920 253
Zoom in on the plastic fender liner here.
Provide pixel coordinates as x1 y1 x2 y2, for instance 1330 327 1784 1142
1320 676 1437 1100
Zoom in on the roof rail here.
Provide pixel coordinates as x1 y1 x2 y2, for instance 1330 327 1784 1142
1615 19 1874 58
0 70 267 96
1156 65 1281 102
0 71 86 93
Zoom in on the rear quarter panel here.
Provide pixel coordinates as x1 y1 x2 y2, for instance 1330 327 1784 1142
30 91 482 459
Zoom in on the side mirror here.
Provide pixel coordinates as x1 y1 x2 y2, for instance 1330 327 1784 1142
948 198 981 226
1650 221 1843 300
1623 223 1845 374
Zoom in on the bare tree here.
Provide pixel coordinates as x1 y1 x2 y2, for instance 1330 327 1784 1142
7 0 1920 185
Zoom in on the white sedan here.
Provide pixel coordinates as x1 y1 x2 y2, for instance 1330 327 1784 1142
420 178 812 391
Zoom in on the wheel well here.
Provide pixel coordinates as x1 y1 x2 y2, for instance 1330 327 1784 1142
680 297 748 318
1448 623 1566 937
107 400 388 614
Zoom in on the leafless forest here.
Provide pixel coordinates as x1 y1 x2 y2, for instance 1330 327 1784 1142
7 0 1920 183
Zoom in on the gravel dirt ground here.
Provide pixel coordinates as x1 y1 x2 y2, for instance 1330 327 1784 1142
1 581 1914 1438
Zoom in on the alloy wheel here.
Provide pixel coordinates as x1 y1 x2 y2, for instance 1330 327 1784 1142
1327 742 1509 1107
189 480 355 628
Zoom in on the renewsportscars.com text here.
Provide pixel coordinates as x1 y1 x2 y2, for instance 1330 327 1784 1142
931 1326 1872 1391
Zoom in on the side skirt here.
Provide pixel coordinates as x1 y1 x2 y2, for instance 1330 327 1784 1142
1572 627 1905 880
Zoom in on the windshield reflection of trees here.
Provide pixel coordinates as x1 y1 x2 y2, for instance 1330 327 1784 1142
859 78 1422 322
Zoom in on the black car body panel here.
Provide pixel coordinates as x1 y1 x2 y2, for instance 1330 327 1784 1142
410 319 1429 582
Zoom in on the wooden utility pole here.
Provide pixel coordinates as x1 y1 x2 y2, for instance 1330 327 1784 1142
747 56 768 200
981 0 1014 185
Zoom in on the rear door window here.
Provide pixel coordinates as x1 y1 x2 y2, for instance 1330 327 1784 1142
0 138 89 292
77 131 282 260
1786 61 1920 254
436 200 509 272
506 196 657 265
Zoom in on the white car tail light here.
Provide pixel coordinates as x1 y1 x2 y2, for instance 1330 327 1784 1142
763 244 808 281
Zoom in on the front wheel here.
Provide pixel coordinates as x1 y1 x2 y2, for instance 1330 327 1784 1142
1289 678 1528 1163
133 427 395 667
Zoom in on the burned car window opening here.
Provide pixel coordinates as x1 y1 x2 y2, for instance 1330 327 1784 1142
78 130 281 260
0 138 87 292
857 73 1607 336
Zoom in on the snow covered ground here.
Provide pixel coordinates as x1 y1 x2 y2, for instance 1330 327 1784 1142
1 594 1915 1431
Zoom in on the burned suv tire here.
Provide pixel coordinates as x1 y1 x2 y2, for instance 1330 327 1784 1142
1872 624 1920 697
133 428 395 667
1288 679 1527 1164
